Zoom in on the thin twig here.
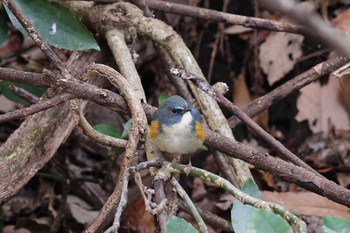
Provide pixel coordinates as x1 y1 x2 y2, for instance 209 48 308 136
0 93 74 123
259 0 350 57
178 200 233 232
154 179 168 233
3 0 73 79
170 67 318 175
228 56 350 127
8 85 39 104
145 0 307 35
170 177 209 233
85 64 148 232
167 162 307 233
2 67 350 208
105 160 162 233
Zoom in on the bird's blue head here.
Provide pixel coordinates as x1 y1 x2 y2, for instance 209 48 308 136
153 95 202 128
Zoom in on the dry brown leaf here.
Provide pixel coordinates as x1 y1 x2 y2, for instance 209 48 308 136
336 172 350 188
259 32 304 86
233 73 269 129
233 73 251 109
0 96 16 112
3 226 31 233
66 195 99 226
215 193 234 211
332 7 350 31
262 191 350 219
259 1 316 86
191 177 207 199
295 77 350 135
340 75 350 118
125 197 156 233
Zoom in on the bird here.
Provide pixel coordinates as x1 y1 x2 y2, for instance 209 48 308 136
148 95 205 155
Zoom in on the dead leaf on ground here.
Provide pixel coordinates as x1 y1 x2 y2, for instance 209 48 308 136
262 191 350 219
66 195 99 226
259 32 304 86
233 73 269 129
215 193 234 211
336 172 350 188
295 77 350 135
125 197 156 233
3 226 30 233
0 95 16 112
332 7 350 31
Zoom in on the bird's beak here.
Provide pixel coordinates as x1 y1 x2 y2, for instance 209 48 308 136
183 107 190 112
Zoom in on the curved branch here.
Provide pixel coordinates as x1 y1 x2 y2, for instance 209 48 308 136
84 64 148 232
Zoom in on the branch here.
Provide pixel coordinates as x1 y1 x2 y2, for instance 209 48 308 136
0 93 74 123
170 177 209 233
170 67 317 175
259 0 350 57
104 160 162 233
3 0 72 80
2 66 350 208
84 64 148 232
145 0 308 35
167 162 307 233
228 56 350 127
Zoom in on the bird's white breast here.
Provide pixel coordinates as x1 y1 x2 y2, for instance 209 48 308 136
153 112 203 154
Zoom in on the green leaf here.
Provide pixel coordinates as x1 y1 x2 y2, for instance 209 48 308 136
93 124 121 138
0 14 8 46
158 94 169 106
5 0 100 51
0 81 46 105
323 216 350 233
231 179 261 233
121 119 132 139
165 216 198 233
200 144 208 151
253 209 292 233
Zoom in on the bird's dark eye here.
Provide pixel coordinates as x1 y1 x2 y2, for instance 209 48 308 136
171 108 182 114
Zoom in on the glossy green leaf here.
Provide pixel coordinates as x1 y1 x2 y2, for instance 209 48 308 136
165 216 198 233
93 124 121 138
253 209 292 233
323 216 350 233
5 0 100 51
0 81 46 105
231 179 260 233
0 14 8 46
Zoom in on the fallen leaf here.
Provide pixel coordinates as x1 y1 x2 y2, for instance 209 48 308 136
332 7 350 31
336 172 350 188
66 195 99 225
259 32 304 86
295 77 350 135
0 95 16 112
233 73 251 109
215 193 234 211
191 177 207 200
125 197 156 233
262 191 350 219
4 226 30 233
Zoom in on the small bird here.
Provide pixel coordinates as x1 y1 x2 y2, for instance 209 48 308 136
149 95 205 154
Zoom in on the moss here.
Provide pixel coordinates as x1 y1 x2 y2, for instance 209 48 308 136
28 124 44 141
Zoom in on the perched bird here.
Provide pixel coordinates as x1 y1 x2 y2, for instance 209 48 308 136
149 95 205 154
